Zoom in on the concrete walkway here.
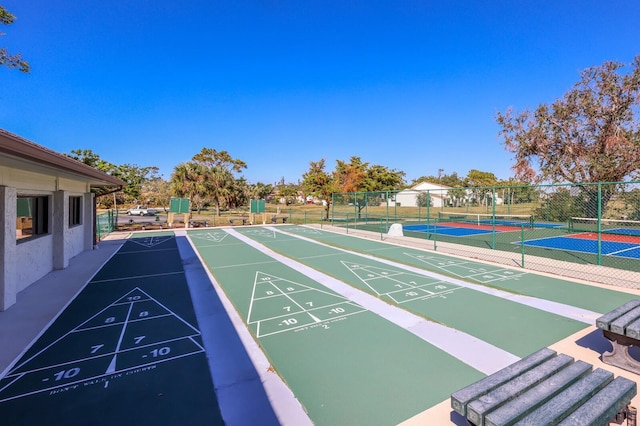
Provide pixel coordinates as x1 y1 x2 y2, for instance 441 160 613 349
0 238 123 375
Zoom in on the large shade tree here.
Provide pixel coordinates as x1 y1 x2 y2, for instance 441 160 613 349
303 157 406 220
66 149 157 207
191 148 247 215
496 56 640 216
302 159 338 219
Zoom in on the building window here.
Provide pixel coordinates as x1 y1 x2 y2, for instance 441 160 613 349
17 196 49 240
69 196 82 227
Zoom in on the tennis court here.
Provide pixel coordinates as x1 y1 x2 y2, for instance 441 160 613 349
404 223 510 236
400 212 536 237
521 232 640 259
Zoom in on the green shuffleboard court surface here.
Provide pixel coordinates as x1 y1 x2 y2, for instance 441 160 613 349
187 228 484 425
229 227 589 357
277 225 636 314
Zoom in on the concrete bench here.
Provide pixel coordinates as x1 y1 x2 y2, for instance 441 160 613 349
451 347 637 426
270 215 288 224
228 217 247 226
189 219 209 228
597 300 640 375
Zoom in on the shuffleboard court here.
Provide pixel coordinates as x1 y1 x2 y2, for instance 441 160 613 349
187 228 485 425
0 234 224 426
231 227 589 357
280 225 637 314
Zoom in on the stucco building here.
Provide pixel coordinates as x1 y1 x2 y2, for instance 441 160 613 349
0 129 124 311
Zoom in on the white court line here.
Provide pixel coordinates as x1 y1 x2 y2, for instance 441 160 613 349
226 228 520 375
609 245 640 256
91 270 184 284
181 232 313 426
272 227 599 325
210 260 279 270
0 354 201 404
5 335 202 379
106 302 133 374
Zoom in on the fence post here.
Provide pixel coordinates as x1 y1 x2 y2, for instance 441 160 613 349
597 183 602 265
433 219 438 251
521 224 525 268
491 187 496 250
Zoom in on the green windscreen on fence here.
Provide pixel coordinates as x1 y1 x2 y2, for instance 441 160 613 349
169 198 190 213
250 199 266 213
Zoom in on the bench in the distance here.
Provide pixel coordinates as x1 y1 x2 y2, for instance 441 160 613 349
597 299 640 375
228 217 248 226
451 347 637 426
270 215 288 224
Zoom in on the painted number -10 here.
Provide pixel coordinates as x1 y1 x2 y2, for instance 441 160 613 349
150 347 171 357
53 367 80 381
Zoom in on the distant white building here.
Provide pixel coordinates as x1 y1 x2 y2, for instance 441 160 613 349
393 182 452 208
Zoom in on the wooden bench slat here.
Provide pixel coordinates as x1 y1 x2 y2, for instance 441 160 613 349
451 348 557 416
466 354 574 426
514 368 614 425
484 360 592 426
610 306 640 335
557 376 636 425
596 299 640 330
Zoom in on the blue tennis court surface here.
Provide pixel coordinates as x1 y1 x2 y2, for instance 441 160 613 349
604 227 640 236
521 236 640 259
404 224 495 237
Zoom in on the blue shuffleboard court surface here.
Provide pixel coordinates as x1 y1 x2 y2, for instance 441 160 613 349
0 235 225 426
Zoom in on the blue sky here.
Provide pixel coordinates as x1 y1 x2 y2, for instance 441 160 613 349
1 1 639 185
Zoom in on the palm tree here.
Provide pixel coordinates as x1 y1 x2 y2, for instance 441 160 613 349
208 166 233 216
170 162 209 213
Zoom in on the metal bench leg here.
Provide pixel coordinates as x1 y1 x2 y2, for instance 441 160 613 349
629 405 637 426
603 339 640 375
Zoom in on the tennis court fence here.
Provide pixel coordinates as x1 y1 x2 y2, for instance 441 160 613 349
330 181 640 289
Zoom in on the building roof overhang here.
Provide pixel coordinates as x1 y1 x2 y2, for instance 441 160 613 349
0 129 125 196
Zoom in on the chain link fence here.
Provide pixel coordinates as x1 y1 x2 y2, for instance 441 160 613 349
331 181 640 288
96 209 118 241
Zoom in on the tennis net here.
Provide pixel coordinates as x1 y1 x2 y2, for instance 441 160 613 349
437 212 534 228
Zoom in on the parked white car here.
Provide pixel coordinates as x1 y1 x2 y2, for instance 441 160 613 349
126 205 157 216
